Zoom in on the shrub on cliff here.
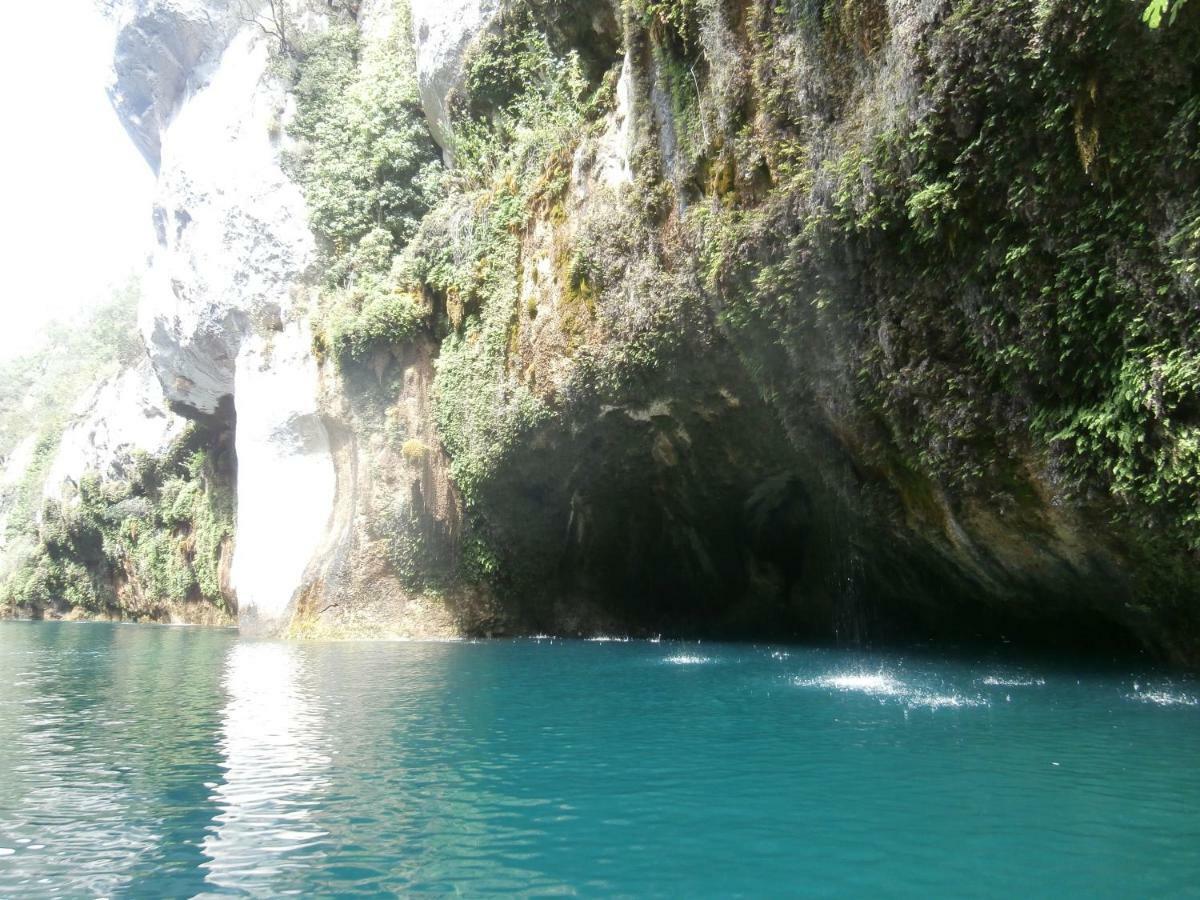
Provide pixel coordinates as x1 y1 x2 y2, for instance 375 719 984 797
285 3 443 366
287 18 440 251
0 426 234 617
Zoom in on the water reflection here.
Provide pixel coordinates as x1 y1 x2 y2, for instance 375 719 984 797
4 626 1199 897
0 625 154 897
201 640 332 894
0 623 231 897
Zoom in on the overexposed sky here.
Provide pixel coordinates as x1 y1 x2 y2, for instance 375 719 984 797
0 1 154 360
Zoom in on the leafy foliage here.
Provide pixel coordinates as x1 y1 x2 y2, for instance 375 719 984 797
0 280 146 571
287 14 441 252
0 281 235 617
285 2 443 366
413 189 550 504
312 228 427 364
276 0 1200 623
641 0 702 50
0 279 142 462
0 429 235 615
1144 0 1191 27
448 16 598 189
402 14 611 502
694 0 1200 548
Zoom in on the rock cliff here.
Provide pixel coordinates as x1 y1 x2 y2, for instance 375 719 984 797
4 0 1198 662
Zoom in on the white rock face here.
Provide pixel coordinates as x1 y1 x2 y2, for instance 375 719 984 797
106 0 239 169
231 324 336 632
410 0 499 153
574 52 634 196
1 436 37 490
42 360 186 500
142 27 316 415
599 54 635 188
106 3 336 632
101 0 495 633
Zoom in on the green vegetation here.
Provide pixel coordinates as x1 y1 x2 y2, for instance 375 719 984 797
642 0 701 47
1144 0 1190 27
314 229 427 364
0 281 143 542
0 429 235 616
286 11 440 251
284 6 608 591
0 280 141 457
448 14 598 184
291 1 710 596
132 442 235 604
840 1 1197 542
416 189 550 504
267 0 1200 634
687 0 1200 548
284 1 442 366
404 12 610 503
0 281 235 618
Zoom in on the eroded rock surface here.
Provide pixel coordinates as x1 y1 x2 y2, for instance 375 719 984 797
72 0 1200 662
106 1 331 633
106 0 240 169
410 0 499 152
42 359 185 500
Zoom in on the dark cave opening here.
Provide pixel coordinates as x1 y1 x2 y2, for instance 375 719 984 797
475 391 1157 663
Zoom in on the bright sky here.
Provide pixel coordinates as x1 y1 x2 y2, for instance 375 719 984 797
0 1 155 361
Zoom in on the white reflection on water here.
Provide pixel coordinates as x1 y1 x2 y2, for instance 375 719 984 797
201 641 332 892
793 669 989 710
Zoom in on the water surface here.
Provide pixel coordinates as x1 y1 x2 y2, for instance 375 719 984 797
1 621 1198 896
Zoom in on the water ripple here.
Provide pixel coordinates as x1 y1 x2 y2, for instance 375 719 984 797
2 623 1199 897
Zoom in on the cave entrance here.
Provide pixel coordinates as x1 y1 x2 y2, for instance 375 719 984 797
469 389 1156 660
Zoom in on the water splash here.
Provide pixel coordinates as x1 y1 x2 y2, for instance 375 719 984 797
1128 689 1199 708
4 623 1200 896
794 670 987 710
980 676 1046 687
795 672 903 695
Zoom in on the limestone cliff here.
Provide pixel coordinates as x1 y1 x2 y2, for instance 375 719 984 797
5 0 1198 662
0 290 236 626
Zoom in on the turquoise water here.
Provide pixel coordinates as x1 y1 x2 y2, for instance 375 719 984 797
1 622 1198 897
